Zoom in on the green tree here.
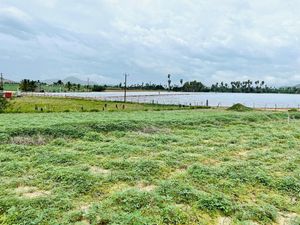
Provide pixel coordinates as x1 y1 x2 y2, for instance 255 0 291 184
65 81 72 91
182 80 206 92
19 79 37 92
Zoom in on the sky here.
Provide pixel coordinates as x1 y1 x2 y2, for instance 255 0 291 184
0 0 300 86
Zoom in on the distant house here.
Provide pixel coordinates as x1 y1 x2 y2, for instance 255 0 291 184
1 91 13 99
3 79 15 84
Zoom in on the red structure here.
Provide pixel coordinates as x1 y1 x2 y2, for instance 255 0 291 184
3 92 13 99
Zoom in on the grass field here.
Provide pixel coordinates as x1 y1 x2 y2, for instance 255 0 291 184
3 83 86 92
5 96 195 113
0 108 299 225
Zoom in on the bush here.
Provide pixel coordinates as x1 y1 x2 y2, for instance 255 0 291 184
156 180 199 204
0 96 9 113
276 176 300 195
133 160 162 178
0 133 9 142
111 189 164 212
288 108 298 112
197 192 235 215
235 204 278 223
91 85 106 92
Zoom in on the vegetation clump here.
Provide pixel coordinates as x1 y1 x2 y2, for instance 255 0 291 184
288 108 298 112
227 103 253 112
0 109 299 224
0 96 9 113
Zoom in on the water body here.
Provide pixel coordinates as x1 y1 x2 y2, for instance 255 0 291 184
38 92 300 108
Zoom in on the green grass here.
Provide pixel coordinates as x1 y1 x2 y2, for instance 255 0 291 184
0 109 299 224
5 96 201 113
3 83 19 91
3 83 87 92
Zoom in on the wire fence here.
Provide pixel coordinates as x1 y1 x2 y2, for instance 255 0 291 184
22 92 300 110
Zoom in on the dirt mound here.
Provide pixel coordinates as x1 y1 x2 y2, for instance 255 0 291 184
227 103 253 112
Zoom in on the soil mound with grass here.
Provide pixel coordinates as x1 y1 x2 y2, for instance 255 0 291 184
227 103 253 112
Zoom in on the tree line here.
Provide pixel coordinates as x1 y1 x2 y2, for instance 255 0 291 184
18 78 300 94
19 79 106 92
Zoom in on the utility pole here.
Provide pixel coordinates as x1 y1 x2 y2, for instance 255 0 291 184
0 73 3 91
124 73 128 102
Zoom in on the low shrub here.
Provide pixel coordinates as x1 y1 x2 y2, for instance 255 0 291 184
83 131 104 142
235 204 278 223
156 180 199 204
0 133 9 143
0 96 9 113
111 189 165 212
89 109 99 112
197 192 235 215
288 108 298 112
275 176 300 195
227 103 253 112
43 167 97 194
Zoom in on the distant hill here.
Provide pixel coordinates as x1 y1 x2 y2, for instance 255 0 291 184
43 76 96 85
3 79 16 84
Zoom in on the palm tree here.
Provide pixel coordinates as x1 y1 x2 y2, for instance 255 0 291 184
167 74 171 91
180 79 183 86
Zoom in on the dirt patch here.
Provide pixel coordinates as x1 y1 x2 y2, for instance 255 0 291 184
79 204 90 213
10 135 49 146
15 186 50 198
236 150 249 157
169 168 187 177
89 166 111 175
76 219 90 225
218 217 232 225
202 158 221 165
109 182 131 194
136 182 157 192
278 212 299 225
138 127 171 135
140 126 162 134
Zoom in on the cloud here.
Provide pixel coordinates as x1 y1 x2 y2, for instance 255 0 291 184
0 0 300 86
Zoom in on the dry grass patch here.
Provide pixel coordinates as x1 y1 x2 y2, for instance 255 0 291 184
75 219 90 225
109 182 131 194
136 182 157 192
10 135 49 146
140 126 162 134
78 204 90 213
15 186 50 198
278 212 299 225
236 150 249 157
169 168 187 178
217 217 232 225
89 166 111 176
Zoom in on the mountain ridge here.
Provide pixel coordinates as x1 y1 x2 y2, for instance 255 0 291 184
42 76 96 85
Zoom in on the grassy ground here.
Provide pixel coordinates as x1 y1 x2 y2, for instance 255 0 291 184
2 83 165 92
0 109 299 225
3 84 85 92
5 96 194 113
3 83 19 91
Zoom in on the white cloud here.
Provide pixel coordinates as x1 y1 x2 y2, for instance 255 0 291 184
0 0 300 86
